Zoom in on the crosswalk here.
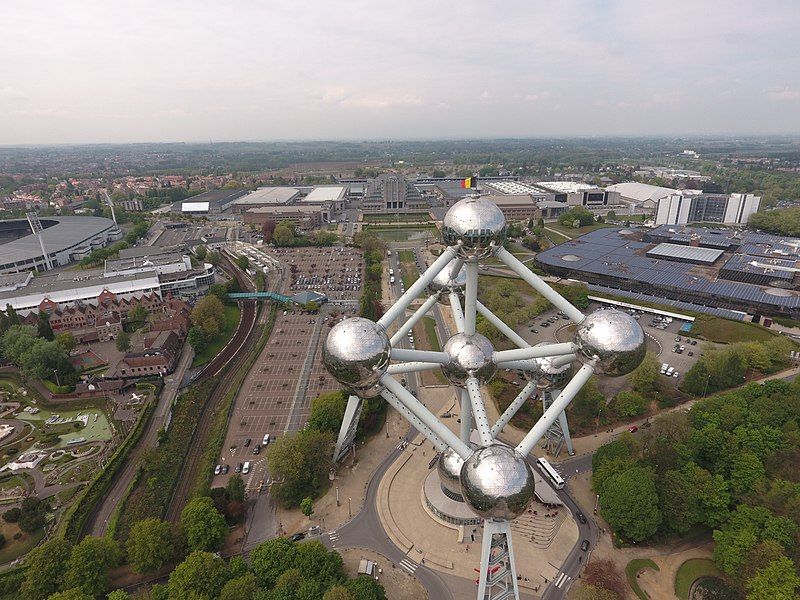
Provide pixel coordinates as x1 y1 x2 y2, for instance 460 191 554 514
398 558 419 574
553 572 572 589
327 530 340 547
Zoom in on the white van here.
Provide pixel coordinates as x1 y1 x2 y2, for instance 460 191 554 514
242 461 251 475
660 363 668 374
666 367 674 377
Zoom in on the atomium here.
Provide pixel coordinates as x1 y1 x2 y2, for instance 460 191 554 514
437 444 475 498
459 444 535 521
442 197 507 259
441 332 497 387
321 317 391 397
429 265 468 304
573 309 646 377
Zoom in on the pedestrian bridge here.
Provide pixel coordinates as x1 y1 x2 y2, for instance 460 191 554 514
227 291 293 303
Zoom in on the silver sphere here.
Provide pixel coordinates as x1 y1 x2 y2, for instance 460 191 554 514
531 341 573 384
441 333 497 387
459 444 535 521
573 309 646 377
438 445 472 498
442 197 506 259
322 317 390 397
429 266 467 305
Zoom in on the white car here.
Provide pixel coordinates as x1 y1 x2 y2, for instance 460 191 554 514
262 433 271 445
242 461 251 475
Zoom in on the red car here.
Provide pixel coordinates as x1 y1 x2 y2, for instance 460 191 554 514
628 425 639 433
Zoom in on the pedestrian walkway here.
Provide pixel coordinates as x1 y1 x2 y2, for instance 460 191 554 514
398 558 419 574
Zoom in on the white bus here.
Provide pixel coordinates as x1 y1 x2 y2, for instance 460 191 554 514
537 457 565 490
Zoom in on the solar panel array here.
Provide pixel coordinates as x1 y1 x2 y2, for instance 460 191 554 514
646 243 724 264
721 253 795 283
536 228 800 313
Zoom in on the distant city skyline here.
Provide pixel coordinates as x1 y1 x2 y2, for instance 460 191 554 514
1 0 799 144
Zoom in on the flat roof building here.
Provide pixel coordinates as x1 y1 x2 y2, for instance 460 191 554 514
231 187 301 212
646 243 724 265
363 174 428 214
242 205 325 229
655 193 760 226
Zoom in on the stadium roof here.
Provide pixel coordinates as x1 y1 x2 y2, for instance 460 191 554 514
646 243 724 264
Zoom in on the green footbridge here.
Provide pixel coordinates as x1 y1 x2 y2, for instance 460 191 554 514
228 291 294 303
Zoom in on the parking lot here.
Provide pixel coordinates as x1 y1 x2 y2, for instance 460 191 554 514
267 246 364 304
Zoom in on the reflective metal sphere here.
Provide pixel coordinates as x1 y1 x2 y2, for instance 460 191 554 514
459 444 535 521
532 341 573 384
429 266 467 305
442 197 506 259
438 446 470 498
441 333 497 386
322 317 391 397
573 309 646 377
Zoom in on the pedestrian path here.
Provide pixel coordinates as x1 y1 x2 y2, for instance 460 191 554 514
398 558 419 574
553 571 572 589
328 530 340 547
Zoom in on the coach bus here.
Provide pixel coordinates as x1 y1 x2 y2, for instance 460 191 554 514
536 457 565 490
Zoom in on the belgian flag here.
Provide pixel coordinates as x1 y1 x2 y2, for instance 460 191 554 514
460 177 475 189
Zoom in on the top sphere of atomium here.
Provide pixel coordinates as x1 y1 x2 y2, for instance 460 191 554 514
322 317 390 397
442 197 507 259
441 332 497 387
459 444 535 521
573 309 646 377
429 266 467 304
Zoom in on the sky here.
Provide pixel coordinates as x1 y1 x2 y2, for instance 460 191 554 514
1 0 799 144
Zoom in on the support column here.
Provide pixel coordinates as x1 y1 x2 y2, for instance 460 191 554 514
464 259 478 335
477 520 519 600
333 395 363 463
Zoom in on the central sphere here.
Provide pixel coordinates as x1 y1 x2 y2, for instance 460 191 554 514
322 317 391 397
459 444 535 521
442 197 506 259
441 333 497 386
429 265 467 305
573 309 646 377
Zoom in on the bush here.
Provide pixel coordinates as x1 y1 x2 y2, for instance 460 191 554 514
2 507 20 523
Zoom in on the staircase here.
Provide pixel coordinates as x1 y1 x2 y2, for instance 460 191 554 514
511 506 567 549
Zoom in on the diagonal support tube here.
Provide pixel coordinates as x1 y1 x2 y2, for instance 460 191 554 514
493 342 575 364
448 257 464 280
466 376 493 446
464 260 478 335
495 247 586 324
378 245 459 328
449 292 465 333
490 380 538 439
391 348 450 364
381 375 472 458
380 389 447 452
516 363 595 456
497 355 576 371
386 362 442 375
390 294 440 345
476 300 529 348
459 388 472 443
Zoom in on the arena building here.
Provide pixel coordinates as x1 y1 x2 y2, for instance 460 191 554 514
0 216 122 275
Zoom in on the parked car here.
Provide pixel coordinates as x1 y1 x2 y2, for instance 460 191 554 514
235 462 243 473
628 425 639 433
222 465 229 474
262 434 271 445
244 438 252 447
242 461 251 474
214 465 222 475
580 540 590 551
577 512 587 524
253 445 261 455
290 532 305 542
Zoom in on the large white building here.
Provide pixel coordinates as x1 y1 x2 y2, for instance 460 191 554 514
655 193 761 226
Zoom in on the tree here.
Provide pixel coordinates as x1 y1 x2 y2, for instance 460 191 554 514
208 283 229 302
262 220 277 243
267 429 335 507
250 538 298 588
324 586 355 600
226 474 246 503
115 331 131 352
573 586 620 600
194 245 207 261
187 326 207 353
627 352 660 397
729 451 766 496
46 590 92 600
308 390 348 433
207 250 221 265
37 311 54 341
55 332 76 354
274 222 296 247
180 496 227 552
294 541 345 588
62 536 122 597
600 466 661 541
345 576 387 600
125 518 174 574
582 558 626 598
237 255 250 271
220 573 259 600
658 469 701 535
21 538 72 600
609 391 647 419
106 591 131 600
167 551 229 600
190 295 226 339
128 304 148 325
18 497 48 533
606 210 617 221
301 497 314 517
746 556 800 600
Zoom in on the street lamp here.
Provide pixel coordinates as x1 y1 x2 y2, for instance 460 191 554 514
348 497 352 518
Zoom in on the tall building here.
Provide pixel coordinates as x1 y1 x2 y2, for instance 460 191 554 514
362 174 428 213
655 193 760 226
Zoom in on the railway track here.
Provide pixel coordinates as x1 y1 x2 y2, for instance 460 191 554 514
163 253 261 523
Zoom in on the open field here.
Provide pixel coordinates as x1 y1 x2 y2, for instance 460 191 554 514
674 558 724 600
691 314 777 344
626 558 660 600
547 222 615 238
363 213 431 223
191 304 241 367
364 225 438 242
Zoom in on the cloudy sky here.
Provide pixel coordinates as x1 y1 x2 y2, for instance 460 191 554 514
1 0 798 144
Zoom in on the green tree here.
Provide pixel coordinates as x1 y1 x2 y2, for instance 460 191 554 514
294 541 345 588
37 311 54 341
55 332 77 354
194 245 207 261
207 250 221 265
250 538 298 588
167 551 229 600
301 497 314 517
46 590 92 600
267 429 335 507
345 576 388 600
606 210 617 221
573 586 619 600
21 538 72 600
187 326 207 353
627 352 660 397
208 283 229 302
274 222 296 247
128 304 148 325
125 518 174 574
106 591 131 600
226 474 246 503
658 469 701 535
237 255 250 271
219 573 259 600
62 536 122 597
115 331 131 352
324 586 355 600
308 390 348 433
600 466 661 541
609 391 647 419
729 451 766 496
190 295 226 339
180 496 227 552
746 556 800 600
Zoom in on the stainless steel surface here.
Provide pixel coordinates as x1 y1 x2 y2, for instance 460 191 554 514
573 309 646 377
459 444 535 521
322 317 391 397
441 197 506 259
429 264 467 304
440 332 497 386
437 445 472 497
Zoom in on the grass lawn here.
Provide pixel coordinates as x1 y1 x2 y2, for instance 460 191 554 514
397 250 422 295
543 227 572 244
422 316 441 352
0 522 45 564
692 315 777 344
364 225 438 242
191 304 242 368
626 558 660 600
548 222 615 238
674 558 723 600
